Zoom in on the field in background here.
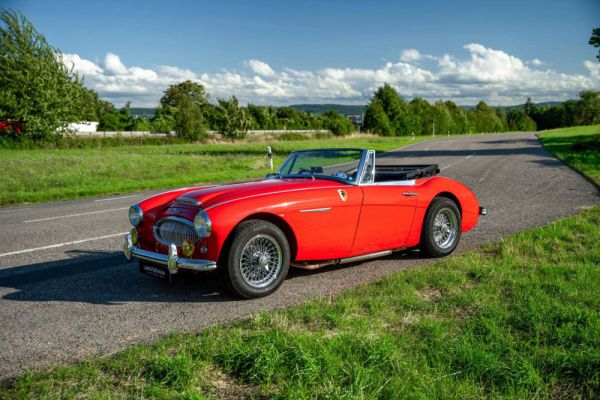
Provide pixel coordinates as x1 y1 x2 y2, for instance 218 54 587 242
1 124 597 206
0 135 428 205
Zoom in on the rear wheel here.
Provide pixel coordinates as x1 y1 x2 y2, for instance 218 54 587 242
420 197 461 257
224 220 290 298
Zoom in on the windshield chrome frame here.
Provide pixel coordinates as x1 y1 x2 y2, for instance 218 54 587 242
276 148 369 186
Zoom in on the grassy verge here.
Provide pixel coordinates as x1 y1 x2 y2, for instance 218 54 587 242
0 137 432 205
2 205 598 399
538 124 600 184
0 135 427 206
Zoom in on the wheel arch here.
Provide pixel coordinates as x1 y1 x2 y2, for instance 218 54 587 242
432 191 462 215
414 191 463 246
218 212 298 266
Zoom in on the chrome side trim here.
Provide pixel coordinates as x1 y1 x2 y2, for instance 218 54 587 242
124 234 217 272
339 250 393 264
299 207 331 213
291 248 403 270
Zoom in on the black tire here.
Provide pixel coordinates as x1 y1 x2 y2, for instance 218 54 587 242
224 220 290 299
420 197 461 258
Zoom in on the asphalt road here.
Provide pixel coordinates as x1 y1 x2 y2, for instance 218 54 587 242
0 133 598 381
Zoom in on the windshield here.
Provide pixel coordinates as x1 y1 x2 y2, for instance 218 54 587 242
277 149 364 183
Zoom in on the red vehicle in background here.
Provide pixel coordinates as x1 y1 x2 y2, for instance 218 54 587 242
0 119 25 136
124 148 487 298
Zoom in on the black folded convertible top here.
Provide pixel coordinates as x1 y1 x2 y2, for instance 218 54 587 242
375 164 439 181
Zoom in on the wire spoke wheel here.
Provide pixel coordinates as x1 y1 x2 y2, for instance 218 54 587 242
432 207 459 249
239 234 282 288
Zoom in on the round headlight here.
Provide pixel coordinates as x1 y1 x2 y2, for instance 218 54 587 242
128 204 143 226
194 211 212 238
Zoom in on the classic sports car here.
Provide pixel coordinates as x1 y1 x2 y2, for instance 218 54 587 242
124 148 486 298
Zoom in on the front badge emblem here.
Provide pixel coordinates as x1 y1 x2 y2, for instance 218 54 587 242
338 189 347 202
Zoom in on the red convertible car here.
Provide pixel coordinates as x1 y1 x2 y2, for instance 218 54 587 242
124 148 486 298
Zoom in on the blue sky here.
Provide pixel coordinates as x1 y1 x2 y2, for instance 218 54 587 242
5 0 600 106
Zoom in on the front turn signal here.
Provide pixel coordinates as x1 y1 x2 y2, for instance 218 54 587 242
130 228 139 245
182 239 195 258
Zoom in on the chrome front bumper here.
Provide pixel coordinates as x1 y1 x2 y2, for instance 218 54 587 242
123 234 217 274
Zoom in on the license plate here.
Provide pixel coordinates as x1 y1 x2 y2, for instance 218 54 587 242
140 264 169 279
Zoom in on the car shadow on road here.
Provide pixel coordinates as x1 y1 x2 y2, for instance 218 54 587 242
0 248 426 305
0 251 236 304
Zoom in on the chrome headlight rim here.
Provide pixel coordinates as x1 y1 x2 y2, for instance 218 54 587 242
194 211 212 238
129 204 143 227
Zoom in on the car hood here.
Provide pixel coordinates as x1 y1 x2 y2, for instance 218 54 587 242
175 178 342 211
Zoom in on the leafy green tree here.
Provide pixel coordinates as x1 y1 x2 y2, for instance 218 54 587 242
408 98 434 135
363 97 393 135
589 28 600 62
98 102 135 131
321 110 354 136
577 90 600 125
216 96 250 140
151 106 176 133
158 82 207 138
372 84 410 134
507 109 537 131
0 9 93 139
160 80 208 108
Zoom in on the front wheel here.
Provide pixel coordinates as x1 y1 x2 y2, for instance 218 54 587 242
420 197 461 258
224 220 290 298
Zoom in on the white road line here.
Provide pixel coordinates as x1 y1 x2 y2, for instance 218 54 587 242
94 195 140 202
0 207 32 214
24 207 128 223
0 232 128 257
441 152 476 171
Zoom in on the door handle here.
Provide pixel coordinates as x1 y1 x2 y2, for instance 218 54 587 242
403 192 418 197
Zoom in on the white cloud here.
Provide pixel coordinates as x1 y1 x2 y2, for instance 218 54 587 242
400 49 422 62
244 59 275 77
63 44 600 107
529 58 544 66
103 52 128 75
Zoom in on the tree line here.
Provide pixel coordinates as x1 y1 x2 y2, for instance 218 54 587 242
98 81 355 139
362 84 600 136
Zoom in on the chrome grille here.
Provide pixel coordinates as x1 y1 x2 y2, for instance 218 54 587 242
153 217 199 246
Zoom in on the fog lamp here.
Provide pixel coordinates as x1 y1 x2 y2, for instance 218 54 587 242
130 228 139 245
182 239 195 258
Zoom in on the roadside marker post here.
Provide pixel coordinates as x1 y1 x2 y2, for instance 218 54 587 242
267 146 273 171
411 132 415 141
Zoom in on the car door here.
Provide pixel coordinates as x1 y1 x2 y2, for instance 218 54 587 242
286 185 363 261
350 152 419 255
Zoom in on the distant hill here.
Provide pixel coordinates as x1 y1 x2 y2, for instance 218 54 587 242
129 107 157 118
289 104 366 115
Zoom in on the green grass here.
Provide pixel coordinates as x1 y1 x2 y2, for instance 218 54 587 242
538 124 600 185
0 136 427 206
2 205 598 399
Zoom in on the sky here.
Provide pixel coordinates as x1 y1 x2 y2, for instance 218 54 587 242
4 0 600 107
